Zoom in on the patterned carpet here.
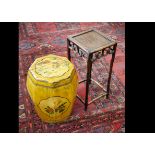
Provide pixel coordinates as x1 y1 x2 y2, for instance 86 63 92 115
19 22 125 132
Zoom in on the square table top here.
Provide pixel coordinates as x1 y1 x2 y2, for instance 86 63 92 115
68 29 116 53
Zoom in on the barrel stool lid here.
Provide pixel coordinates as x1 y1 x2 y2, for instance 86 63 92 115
28 54 76 88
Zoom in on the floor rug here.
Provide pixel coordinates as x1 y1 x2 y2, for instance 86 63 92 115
19 22 125 132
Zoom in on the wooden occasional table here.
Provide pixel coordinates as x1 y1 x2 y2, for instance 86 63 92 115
67 29 117 111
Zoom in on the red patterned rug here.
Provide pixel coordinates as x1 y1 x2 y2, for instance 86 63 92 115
19 22 125 133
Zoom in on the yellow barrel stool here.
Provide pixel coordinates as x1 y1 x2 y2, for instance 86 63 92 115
26 54 78 123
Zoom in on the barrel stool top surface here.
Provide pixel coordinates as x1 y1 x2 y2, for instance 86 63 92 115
28 54 75 87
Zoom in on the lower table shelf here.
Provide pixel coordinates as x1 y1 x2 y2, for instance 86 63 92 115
77 78 107 105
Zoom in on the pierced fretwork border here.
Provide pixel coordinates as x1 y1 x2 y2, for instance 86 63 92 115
68 41 115 62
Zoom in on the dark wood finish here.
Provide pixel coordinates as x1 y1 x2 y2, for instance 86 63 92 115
88 93 106 104
67 38 71 61
91 78 107 92
79 79 87 84
85 54 93 111
67 29 117 111
77 95 85 105
106 43 117 99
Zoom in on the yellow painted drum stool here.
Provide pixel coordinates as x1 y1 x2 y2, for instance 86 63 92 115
26 54 78 123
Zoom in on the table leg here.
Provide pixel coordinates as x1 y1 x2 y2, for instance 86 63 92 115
89 54 93 84
85 54 93 111
106 44 117 99
67 39 71 61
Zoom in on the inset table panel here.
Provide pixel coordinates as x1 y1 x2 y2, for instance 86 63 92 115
69 29 116 53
